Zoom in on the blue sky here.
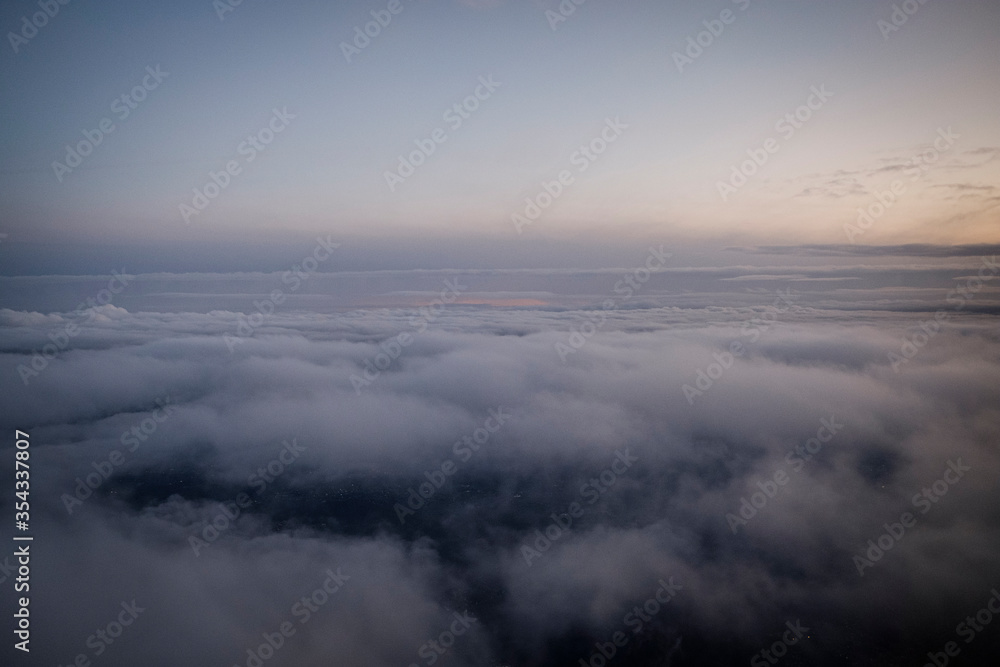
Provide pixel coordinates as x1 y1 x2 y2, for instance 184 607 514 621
1 0 999 272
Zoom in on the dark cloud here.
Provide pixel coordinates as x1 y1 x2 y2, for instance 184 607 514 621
734 244 1000 258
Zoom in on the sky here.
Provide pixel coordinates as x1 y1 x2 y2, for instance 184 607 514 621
1 0 999 275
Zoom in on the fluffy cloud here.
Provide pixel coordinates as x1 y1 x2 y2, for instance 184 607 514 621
1 261 999 666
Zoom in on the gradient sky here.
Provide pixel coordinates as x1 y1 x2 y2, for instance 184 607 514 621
1 0 999 270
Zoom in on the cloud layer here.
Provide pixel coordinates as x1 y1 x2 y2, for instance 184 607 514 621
1 261 999 666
